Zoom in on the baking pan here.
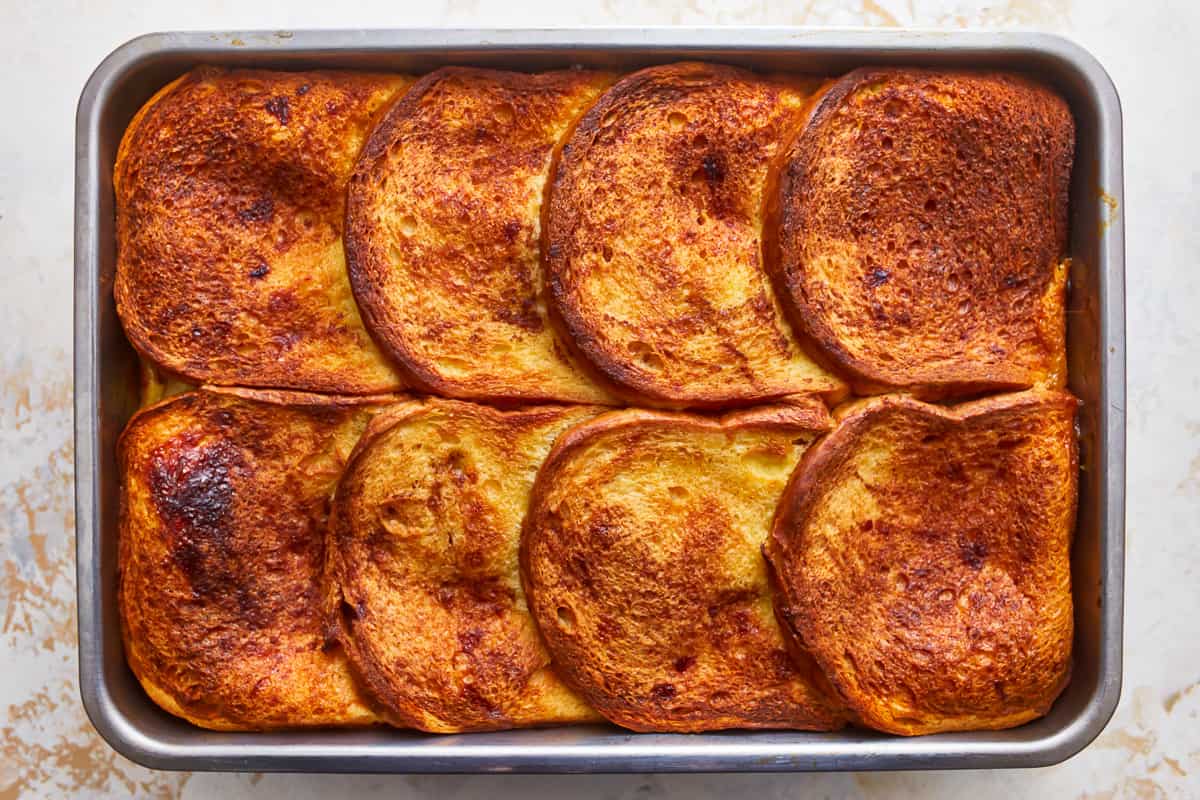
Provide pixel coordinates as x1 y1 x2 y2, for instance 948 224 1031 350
74 28 1125 772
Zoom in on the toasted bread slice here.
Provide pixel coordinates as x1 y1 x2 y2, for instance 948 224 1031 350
329 398 604 732
544 62 846 408
766 390 1078 736
522 398 847 732
774 69 1074 399
118 387 400 730
115 68 412 393
346 67 617 404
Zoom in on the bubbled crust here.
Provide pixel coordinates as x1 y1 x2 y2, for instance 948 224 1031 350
775 69 1074 399
544 63 846 408
521 398 847 732
346 68 618 404
329 398 604 732
117 387 400 730
114 68 412 393
766 390 1078 736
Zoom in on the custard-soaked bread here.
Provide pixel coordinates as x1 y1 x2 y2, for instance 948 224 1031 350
766 390 1078 736
115 68 411 393
775 69 1074 399
346 67 617 404
329 398 604 732
522 398 846 732
545 63 845 408
118 387 399 730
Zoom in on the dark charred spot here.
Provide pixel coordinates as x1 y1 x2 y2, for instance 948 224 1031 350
496 298 543 332
458 628 483 654
547 243 562 260
296 83 311 96
673 655 695 673
150 438 238 541
960 540 988 570
860 519 874 532
867 268 891 287
264 95 290 125
340 598 366 621
249 261 270 279
237 197 275 224
209 409 236 429
148 438 273 623
588 519 617 546
650 683 676 703
700 154 724 183
1003 274 1023 288
502 220 522 242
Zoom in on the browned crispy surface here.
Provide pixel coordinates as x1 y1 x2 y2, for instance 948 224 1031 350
522 398 847 732
545 62 845 408
118 387 399 730
774 69 1074 399
329 398 604 732
766 390 1078 736
115 68 412 393
346 68 618 404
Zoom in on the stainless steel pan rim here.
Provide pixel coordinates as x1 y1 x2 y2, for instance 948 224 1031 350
74 27 1125 773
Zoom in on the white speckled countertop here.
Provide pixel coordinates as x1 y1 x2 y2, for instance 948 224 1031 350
2 0 1196 796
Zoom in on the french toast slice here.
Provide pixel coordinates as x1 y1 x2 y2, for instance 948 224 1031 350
774 68 1074 398
522 398 847 732
346 67 617 404
766 390 1079 736
544 62 846 408
118 387 400 730
328 398 604 732
115 68 412 394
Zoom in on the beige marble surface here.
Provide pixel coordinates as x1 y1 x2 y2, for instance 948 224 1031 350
2 0 1196 796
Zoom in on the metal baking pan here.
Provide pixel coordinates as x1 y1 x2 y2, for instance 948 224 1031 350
74 28 1125 773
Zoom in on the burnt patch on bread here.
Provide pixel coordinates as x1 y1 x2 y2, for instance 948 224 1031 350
119 389 392 729
237 197 275 224
264 95 290 125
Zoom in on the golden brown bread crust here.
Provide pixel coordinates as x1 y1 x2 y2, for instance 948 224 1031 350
346 68 618 404
544 62 846 408
118 387 400 730
766 389 1078 736
774 68 1074 399
522 398 847 732
115 68 412 393
329 398 604 732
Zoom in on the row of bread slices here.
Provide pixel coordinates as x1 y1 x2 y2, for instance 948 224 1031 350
115 62 1073 409
120 384 1077 736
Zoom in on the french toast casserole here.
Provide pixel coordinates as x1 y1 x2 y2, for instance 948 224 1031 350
114 63 1077 736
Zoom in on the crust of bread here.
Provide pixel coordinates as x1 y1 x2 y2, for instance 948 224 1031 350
118 388 400 730
522 397 847 732
114 68 412 393
544 62 846 408
345 67 618 404
774 68 1074 399
766 389 1079 735
328 397 604 732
